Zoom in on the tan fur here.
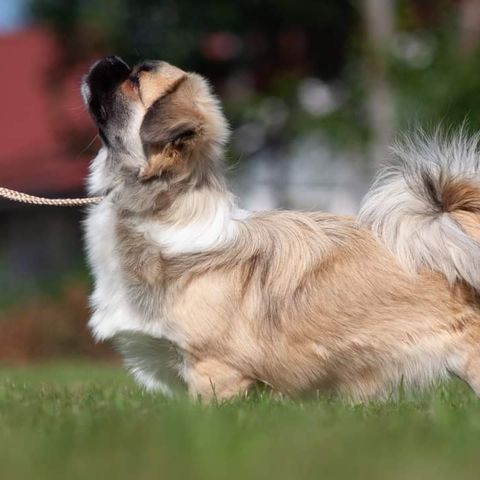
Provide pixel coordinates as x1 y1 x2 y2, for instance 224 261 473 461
116 205 480 401
135 62 187 109
448 181 480 241
84 59 480 402
442 179 480 213
139 144 184 180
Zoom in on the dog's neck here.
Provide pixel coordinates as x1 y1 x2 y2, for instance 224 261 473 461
117 162 248 257
107 144 229 214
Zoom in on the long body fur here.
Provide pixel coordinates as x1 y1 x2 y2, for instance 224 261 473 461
82 57 480 402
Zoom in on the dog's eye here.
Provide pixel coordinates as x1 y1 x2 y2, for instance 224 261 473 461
137 63 155 74
129 75 140 88
173 128 196 145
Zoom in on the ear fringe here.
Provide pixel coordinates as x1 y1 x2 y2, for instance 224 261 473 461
138 73 229 182
139 145 183 180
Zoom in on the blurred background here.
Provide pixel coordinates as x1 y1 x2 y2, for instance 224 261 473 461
1 0 480 363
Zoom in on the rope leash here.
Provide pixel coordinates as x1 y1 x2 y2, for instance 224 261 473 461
0 187 103 207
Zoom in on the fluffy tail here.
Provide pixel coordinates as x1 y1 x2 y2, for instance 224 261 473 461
359 130 480 290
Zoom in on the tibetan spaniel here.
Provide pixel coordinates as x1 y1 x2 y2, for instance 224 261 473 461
82 56 480 402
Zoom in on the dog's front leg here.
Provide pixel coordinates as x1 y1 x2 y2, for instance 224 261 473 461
186 358 253 402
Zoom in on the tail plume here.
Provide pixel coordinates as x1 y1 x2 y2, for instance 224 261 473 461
359 129 480 289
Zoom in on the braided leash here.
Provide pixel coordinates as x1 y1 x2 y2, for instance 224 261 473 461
0 187 103 207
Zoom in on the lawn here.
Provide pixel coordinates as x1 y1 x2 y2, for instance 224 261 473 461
1 363 479 480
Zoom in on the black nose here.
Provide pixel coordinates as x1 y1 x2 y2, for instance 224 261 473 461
87 56 131 94
84 56 131 126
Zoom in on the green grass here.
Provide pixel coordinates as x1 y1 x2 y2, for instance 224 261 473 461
1 364 480 480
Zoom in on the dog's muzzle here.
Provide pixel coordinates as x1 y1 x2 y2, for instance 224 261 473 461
82 56 131 126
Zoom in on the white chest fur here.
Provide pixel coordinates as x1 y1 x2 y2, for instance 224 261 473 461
85 201 184 393
85 201 156 339
85 194 250 394
133 192 249 256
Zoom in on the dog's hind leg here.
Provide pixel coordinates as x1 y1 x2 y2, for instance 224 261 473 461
450 329 480 396
187 358 253 402
457 351 480 396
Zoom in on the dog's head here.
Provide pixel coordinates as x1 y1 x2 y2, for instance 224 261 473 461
81 56 229 197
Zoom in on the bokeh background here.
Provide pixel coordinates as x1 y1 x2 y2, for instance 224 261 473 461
1 0 480 363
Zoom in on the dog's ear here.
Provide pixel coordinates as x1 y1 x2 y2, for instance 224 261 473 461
139 86 203 180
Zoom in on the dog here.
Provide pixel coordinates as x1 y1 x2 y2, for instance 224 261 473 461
82 56 480 402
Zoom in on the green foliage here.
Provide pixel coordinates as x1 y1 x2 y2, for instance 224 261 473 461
1 364 480 480
29 0 355 69
391 34 480 131
27 0 480 152
28 0 359 152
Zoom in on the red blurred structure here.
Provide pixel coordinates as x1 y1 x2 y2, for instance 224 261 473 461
0 27 98 292
0 26 94 194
